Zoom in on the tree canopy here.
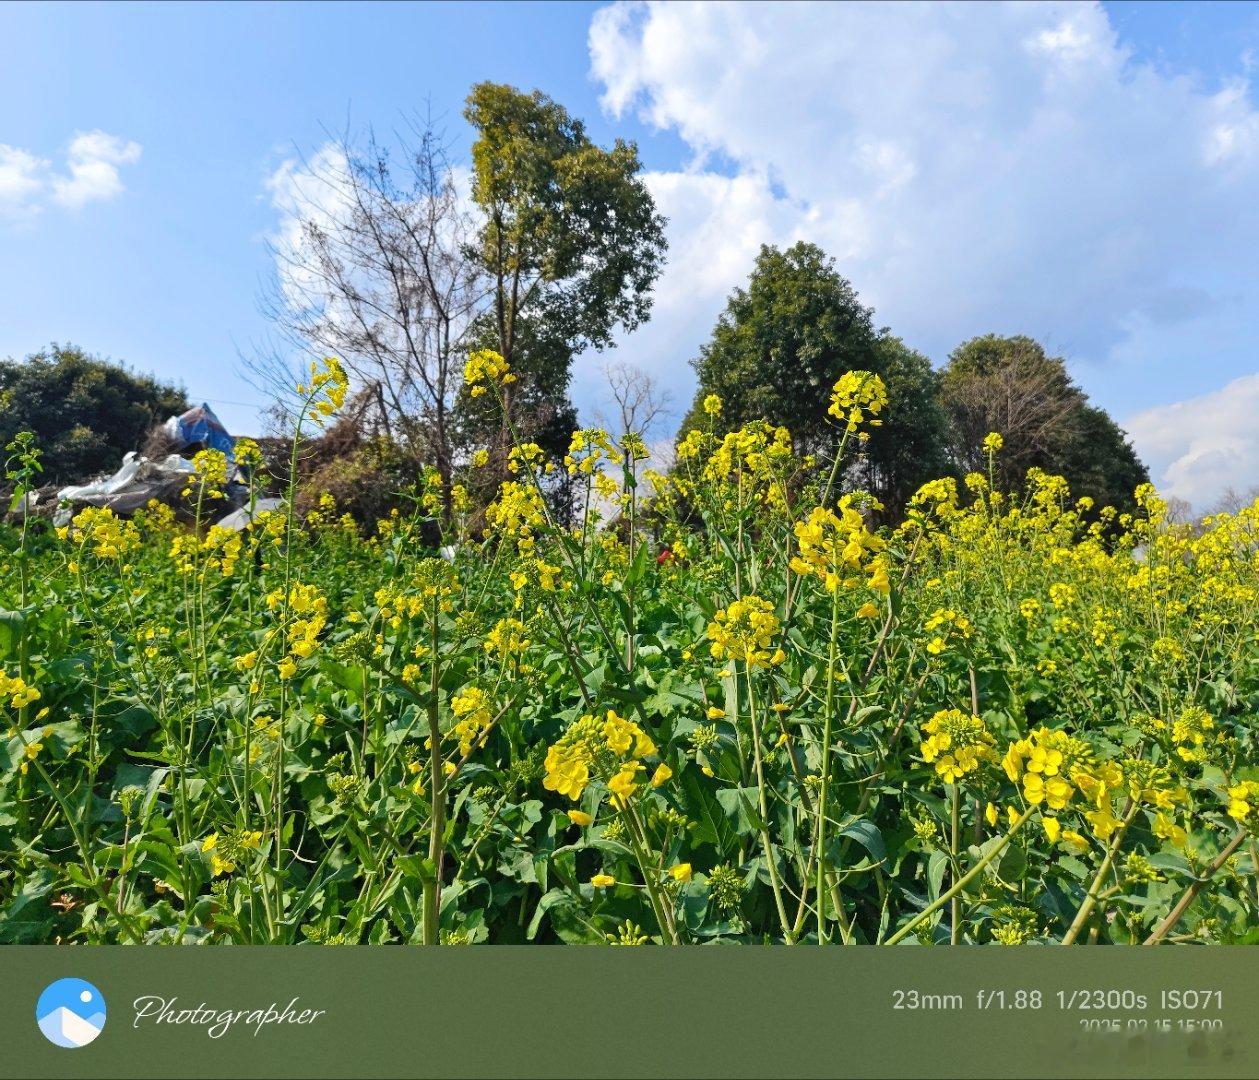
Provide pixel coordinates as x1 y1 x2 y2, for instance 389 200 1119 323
940 334 1148 511
853 333 951 516
681 242 877 452
0 344 188 486
462 82 667 494
682 250 1148 518
681 242 951 516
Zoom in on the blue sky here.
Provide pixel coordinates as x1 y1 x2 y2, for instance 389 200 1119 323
2 1 1257 506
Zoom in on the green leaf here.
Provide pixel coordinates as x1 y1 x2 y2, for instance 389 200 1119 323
927 851 950 901
322 661 366 697
837 817 886 864
681 772 738 853
0 609 23 662
996 841 1027 882
716 786 764 836
394 855 437 883
624 541 651 588
526 888 570 940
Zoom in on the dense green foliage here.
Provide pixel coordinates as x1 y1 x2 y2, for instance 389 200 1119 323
1 359 1253 947
461 83 666 486
684 248 1147 519
940 334 1149 515
0 344 188 487
682 242 878 452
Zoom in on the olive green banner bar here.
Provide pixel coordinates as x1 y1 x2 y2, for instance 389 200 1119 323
2 947 1255 1080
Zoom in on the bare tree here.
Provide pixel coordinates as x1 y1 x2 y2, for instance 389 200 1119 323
598 360 672 441
1208 485 1259 517
1162 495 1196 528
260 118 487 521
942 352 1082 480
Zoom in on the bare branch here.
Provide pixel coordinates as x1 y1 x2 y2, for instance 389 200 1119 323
253 118 489 502
597 360 673 441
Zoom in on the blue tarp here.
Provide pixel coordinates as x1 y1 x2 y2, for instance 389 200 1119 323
163 403 235 457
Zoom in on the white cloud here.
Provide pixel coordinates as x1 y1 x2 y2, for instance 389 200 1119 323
263 140 482 389
0 131 141 223
1124 374 1259 510
584 0 1259 505
264 143 354 313
0 144 48 223
51 131 142 208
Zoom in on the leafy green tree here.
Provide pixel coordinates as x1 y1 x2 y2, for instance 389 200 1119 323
854 334 951 516
461 82 667 488
0 344 188 487
680 242 878 452
681 243 951 515
1057 404 1151 516
940 334 1148 511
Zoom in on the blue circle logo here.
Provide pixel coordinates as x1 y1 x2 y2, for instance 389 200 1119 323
36 978 106 1048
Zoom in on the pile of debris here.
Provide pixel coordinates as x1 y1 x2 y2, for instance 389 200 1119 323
13 404 277 531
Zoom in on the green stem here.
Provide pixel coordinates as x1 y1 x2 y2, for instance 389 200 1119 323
885 807 1034 945
423 593 444 946
1143 828 1248 945
949 784 961 944
1061 802 1137 945
745 666 794 942
620 800 679 944
816 589 841 943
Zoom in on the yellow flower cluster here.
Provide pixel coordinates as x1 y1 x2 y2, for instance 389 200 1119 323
1227 781 1259 828
0 670 40 711
298 356 349 423
374 563 456 627
526 559 564 592
266 582 328 678
676 421 796 514
450 686 494 758
234 437 265 473
484 617 530 658
1170 706 1215 764
1093 761 1187 844
201 829 263 877
923 607 972 656
706 423 794 485
901 477 960 531
827 370 887 433
1000 732 1191 845
169 525 242 578
1078 785 1133 842
919 709 997 784
508 442 550 477
564 428 623 477
305 491 349 533
184 448 229 499
134 499 177 534
789 499 888 594
485 481 545 548
1002 727 1089 810
707 596 783 668
542 709 658 804
463 349 515 398
60 506 140 561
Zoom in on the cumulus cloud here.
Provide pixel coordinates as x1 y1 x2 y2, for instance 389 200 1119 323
584 0 1259 506
1125 374 1259 510
0 131 141 223
264 143 354 313
51 130 143 209
0 144 48 223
